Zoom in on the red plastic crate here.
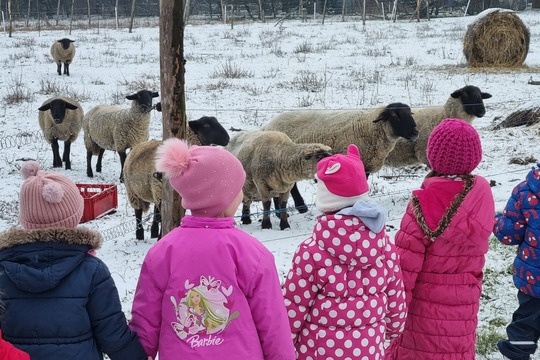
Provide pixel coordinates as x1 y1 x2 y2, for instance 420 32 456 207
76 183 118 223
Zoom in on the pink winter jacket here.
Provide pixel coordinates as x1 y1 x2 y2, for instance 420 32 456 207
283 206 407 360
130 215 295 360
386 175 495 360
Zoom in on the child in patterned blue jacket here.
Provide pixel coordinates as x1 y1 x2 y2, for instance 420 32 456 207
494 163 540 360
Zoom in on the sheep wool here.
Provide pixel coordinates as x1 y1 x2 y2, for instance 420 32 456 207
427 118 482 175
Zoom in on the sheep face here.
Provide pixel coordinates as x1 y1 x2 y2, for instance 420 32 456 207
373 102 419 141
126 90 160 113
38 99 78 124
188 116 230 146
451 85 492 118
58 38 75 49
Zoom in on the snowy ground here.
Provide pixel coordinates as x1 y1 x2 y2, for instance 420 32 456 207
1 9 540 358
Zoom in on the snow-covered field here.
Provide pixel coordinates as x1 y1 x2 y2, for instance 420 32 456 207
1 10 540 358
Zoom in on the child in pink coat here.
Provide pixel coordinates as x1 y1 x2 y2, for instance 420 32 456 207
129 139 295 360
283 144 407 359
386 118 495 360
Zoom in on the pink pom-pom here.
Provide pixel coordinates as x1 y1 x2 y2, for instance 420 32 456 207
21 160 41 180
155 138 191 179
42 182 65 203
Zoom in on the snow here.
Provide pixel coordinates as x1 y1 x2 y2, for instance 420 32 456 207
1 10 540 359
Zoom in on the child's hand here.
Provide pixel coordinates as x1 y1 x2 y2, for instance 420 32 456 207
147 357 153 360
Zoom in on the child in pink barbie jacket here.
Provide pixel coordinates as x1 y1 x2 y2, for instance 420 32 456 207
283 144 407 360
386 119 495 360
129 139 295 360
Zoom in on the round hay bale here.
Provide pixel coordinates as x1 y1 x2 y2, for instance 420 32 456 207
463 9 530 68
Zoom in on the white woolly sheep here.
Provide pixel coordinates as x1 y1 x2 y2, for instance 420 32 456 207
38 96 83 170
83 89 159 182
384 85 492 168
51 38 75 76
262 102 418 213
124 116 231 240
227 130 332 230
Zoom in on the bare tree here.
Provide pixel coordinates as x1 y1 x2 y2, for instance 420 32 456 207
129 0 136 32
160 0 187 235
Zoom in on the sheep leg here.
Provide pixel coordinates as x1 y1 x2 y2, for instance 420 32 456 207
150 204 161 239
95 148 105 173
64 62 70 76
241 202 252 225
277 194 290 230
51 138 62 168
261 200 273 229
118 150 127 183
62 140 72 170
272 197 281 218
290 183 308 213
86 151 94 177
56 62 61 75
134 208 144 240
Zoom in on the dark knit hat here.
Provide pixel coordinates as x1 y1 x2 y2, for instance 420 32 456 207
19 161 84 229
427 118 482 175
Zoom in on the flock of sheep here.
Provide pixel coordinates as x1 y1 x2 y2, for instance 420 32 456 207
40 38 493 240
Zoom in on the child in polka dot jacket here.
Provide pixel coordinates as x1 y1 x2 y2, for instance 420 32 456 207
282 144 407 360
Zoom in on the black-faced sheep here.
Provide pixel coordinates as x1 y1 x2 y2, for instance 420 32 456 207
123 116 231 240
226 130 332 230
51 38 75 76
384 85 491 168
262 102 418 212
83 89 159 182
38 96 83 170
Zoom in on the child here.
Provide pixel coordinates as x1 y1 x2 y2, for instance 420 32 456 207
385 118 495 359
0 295 29 360
493 163 540 360
0 161 147 360
129 139 295 360
282 144 407 359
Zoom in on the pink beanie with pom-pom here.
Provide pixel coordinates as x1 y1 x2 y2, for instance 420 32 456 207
155 139 246 217
19 161 84 229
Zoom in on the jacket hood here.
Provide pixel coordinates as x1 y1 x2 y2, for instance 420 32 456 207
0 227 102 293
526 164 540 195
314 211 386 268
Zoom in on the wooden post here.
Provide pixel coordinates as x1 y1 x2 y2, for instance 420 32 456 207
159 0 186 236
8 0 11 37
322 0 327 24
129 0 136 33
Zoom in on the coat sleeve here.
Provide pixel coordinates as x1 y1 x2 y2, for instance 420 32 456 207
384 240 407 340
88 259 147 360
129 250 164 359
245 250 296 360
493 184 527 245
394 204 430 309
282 243 318 344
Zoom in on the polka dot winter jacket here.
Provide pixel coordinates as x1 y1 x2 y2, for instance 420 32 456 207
283 209 407 360
493 164 540 297
386 175 495 360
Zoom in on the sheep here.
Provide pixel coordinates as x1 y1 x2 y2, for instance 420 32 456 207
384 85 492 168
124 115 231 240
83 89 159 182
262 102 418 213
38 96 83 170
50 38 75 76
226 130 332 230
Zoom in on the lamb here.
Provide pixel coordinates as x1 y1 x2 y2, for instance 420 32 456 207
50 38 75 76
38 96 84 170
226 130 332 230
262 102 418 212
123 115 231 240
83 89 159 182
384 85 492 168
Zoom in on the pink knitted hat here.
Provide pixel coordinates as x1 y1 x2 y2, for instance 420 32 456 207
427 118 482 175
155 138 246 217
19 161 84 229
315 144 369 213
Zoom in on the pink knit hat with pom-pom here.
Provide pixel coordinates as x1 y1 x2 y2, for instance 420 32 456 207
19 161 84 229
155 139 246 217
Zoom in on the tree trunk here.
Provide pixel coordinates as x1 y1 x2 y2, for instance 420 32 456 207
87 0 90 26
184 0 190 24
55 0 60 25
342 0 346 21
8 0 12 38
69 0 74 34
258 0 264 21
129 0 136 32
160 0 186 236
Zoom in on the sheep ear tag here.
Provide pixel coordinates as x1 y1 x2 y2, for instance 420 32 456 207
325 162 341 175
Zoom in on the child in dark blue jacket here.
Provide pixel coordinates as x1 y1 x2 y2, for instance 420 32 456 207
0 161 147 360
494 163 540 360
